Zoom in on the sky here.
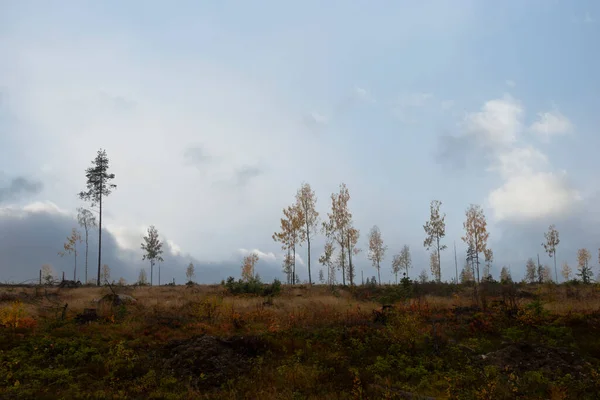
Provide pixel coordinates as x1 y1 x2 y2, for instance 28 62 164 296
1 0 599 284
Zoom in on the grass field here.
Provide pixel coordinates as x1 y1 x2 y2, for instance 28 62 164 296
2 280 600 399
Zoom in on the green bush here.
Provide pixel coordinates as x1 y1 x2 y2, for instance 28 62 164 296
223 276 282 296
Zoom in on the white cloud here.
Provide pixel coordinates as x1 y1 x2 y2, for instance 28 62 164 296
457 95 580 222
237 248 278 263
0 201 68 218
463 94 523 146
353 86 375 103
505 80 516 87
488 171 581 221
488 146 549 178
529 110 573 139
105 224 147 251
167 240 182 256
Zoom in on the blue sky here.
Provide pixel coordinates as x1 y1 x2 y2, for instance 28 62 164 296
1 1 599 283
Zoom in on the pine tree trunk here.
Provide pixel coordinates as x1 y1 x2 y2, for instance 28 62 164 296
97 195 102 286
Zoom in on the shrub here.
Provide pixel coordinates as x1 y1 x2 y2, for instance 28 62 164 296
223 276 282 296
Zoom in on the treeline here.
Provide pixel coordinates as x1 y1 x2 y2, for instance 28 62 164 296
39 149 598 287
271 182 596 286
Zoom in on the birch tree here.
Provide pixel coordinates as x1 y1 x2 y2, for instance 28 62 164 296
241 253 259 281
101 264 111 284
429 251 440 282
461 204 489 284
186 263 195 282
319 241 336 285
577 248 593 284
78 149 116 286
561 261 572 281
542 224 560 282
273 204 303 284
295 182 320 285
392 245 412 283
500 266 511 283
368 225 387 285
483 248 494 280
58 228 82 281
141 225 164 286
347 226 361 285
322 183 352 286
525 258 537 283
423 200 447 282
76 207 96 284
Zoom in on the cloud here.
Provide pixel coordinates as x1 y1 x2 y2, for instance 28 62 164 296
0 176 43 203
487 171 581 222
529 110 573 139
505 80 516 88
352 86 375 104
463 94 523 146
0 203 282 284
237 248 278 263
437 94 580 222
302 112 329 130
233 165 263 187
392 92 434 122
183 145 213 168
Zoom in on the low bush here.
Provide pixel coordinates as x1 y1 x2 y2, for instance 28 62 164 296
222 276 282 296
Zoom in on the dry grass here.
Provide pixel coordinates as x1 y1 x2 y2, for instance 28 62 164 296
4 283 600 322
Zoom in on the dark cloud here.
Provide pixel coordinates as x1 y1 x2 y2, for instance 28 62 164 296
434 132 496 174
0 176 43 203
0 208 283 284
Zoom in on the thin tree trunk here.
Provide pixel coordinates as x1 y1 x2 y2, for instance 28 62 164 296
151 260 154 286
554 251 558 282
475 235 480 284
347 235 354 286
97 195 102 286
377 262 381 285
292 245 296 285
85 229 89 284
436 236 441 282
74 251 77 281
341 244 346 286
307 234 312 285
454 241 458 284
159 262 161 286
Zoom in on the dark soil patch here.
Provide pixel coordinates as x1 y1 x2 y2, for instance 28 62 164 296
160 335 267 389
481 342 595 379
